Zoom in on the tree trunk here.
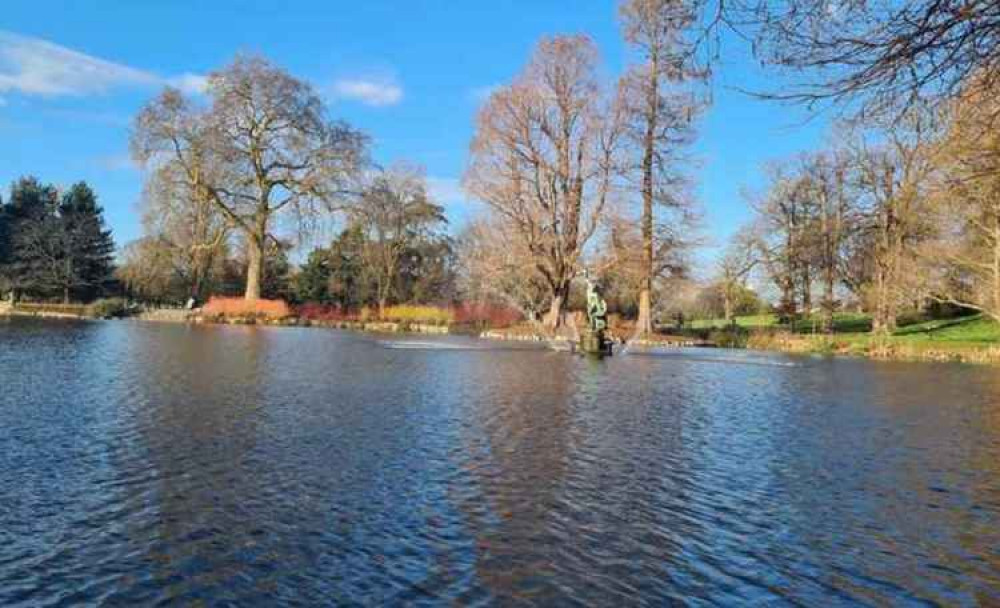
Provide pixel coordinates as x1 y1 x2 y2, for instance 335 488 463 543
723 285 733 324
636 287 653 335
993 216 1000 319
822 265 835 334
779 270 797 324
872 262 894 335
191 268 203 302
544 295 564 329
244 237 263 302
821 199 835 334
800 266 812 313
244 212 269 302
636 57 658 338
544 282 570 329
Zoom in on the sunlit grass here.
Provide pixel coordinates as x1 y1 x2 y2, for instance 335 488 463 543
691 312 1000 354
892 315 1000 344
689 312 869 332
689 314 777 329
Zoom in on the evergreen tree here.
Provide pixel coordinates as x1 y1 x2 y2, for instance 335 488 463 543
0 193 8 301
2 177 59 300
259 241 293 301
294 248 332 304
57 182 115 302
327 226 368 310
0 192 7 280
0 178 115 302
398 237 456 304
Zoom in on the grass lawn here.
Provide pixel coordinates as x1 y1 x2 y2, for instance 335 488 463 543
689 312 1000 357
689 312 870 333
891 315 1000 343
689 314 777 330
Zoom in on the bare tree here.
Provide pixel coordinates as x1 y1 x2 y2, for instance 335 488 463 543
690 0 1000 119
796 151 855 332
751 164 815 322
350 165 446 316
117 237 183 303
926 79 1000 320
593 205 691 323
138 155 231 301
619 0 703 336
132 56 367 302
464 36 621 329
717 226 759 323
849 111 940 333
458 216 551 323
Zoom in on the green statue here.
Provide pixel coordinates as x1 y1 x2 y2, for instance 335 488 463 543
586 279 608 332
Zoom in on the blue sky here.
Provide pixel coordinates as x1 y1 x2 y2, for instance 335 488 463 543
1 0 832 269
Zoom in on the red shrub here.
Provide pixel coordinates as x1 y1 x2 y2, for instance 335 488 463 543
452 302 522 328
202 297 292 319
294 302 359 322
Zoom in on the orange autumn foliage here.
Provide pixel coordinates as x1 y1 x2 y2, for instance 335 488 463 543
201 297 291 319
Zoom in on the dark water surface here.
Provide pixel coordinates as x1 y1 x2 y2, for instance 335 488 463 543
1 318 999 606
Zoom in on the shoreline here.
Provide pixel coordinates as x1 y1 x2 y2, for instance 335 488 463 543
744 331 1000 365
0 307 98 321
5 307 1000 364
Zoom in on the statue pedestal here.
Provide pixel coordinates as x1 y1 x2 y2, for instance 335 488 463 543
580 328 612 357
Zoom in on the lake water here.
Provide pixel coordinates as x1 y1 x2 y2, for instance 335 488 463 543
1 318 998 605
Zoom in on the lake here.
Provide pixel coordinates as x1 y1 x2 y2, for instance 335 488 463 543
1 318 998 605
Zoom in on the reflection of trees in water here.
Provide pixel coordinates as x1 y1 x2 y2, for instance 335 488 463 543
452 353 577 603
116 324 281 601
448 353 704 602
90 328 1000 604
962 374 1000 602
891 367 1000 603
857 365 1000 602
746 361 1000 603
555 355 699 601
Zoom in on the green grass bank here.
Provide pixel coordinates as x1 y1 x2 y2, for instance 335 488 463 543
684 313 1000 363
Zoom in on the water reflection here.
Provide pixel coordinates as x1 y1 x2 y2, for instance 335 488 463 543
0 320 998 605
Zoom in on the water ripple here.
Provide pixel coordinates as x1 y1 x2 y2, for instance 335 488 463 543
0 319 998 605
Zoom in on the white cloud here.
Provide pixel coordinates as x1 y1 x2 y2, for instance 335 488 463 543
331 76 403 107
0 30 205 98
168 73 209 95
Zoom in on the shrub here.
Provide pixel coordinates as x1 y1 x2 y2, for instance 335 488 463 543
201 297 291 319
295 303 359 322
297 303 335 321
380 305 454 326
452 302 522 328
86 298 128 319
359 306 374 322
709 327 750 348
15 301 90 316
